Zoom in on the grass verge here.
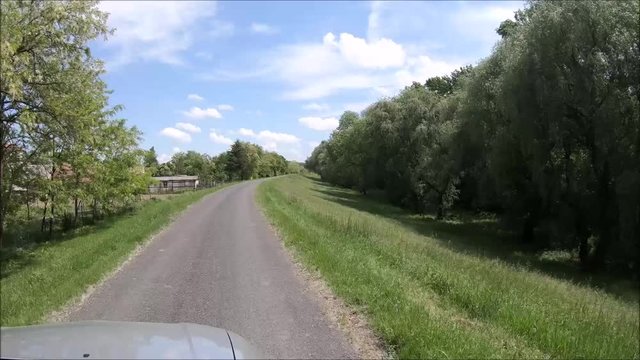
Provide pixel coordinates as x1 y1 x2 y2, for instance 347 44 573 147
256 175 639 359
1 183 236 327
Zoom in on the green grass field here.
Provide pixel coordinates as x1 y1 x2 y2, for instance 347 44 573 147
0 183 235 327
257 175 639 359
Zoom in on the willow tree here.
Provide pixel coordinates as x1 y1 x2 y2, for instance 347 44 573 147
495 0 639 267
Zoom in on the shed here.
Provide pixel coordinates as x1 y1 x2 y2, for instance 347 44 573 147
149 175 199 193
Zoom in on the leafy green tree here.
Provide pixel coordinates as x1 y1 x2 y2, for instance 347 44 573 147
493 0 639 267
0 0 111 246
257 152 288 177
225 140 260 180
144 147 159 171
155 162 175 177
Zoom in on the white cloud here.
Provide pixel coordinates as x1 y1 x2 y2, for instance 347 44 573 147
175 122 201 134
394 55 461 88
217 104 234 111
160 127 192 143
236 128 300 151
303 103 330 112
199 68 270 82
308 141 320 149
342 102 372 114
257 31 458 100
187 93 204 101
197 2 521 103
210 20 235 38
195 51 213 61
209 130 233 145
453 4 520 45
183 106 222 119
272 32 405 81
323 32 406 69
235 127 304 160
158 147 181 164
238 128 256 137
158 153 172 164
298 117 339 131
282 74 376 100
99 1 216 67
255 130 299 144
366 1 522 53
250 22 279 35
279 145 305 162
367 1 384 40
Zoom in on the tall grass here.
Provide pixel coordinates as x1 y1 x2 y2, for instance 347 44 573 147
257 175 639 359
1 183 235 327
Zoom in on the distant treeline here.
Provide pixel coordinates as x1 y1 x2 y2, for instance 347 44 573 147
305 0 639 272
144 140 304 184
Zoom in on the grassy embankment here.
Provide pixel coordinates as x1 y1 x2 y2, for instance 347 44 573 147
1 183 236 327
257 175 639 359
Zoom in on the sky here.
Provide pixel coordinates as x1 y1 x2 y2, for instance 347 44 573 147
92 1 524 163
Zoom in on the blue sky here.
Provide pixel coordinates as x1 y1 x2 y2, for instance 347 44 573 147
93 1 524 163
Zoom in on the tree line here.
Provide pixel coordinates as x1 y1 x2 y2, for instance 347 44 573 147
143 140 302 184
306 0 639 272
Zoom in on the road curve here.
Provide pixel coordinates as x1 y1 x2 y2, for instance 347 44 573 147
69 180 356 359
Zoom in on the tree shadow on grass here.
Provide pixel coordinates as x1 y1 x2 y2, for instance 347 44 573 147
310 183 640 304
0 210 136 281
302 174 324 185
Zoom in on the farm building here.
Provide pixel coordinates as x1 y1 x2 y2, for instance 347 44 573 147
149 175 199 193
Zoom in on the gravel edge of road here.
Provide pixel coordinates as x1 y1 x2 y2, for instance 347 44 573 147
257 207 392 360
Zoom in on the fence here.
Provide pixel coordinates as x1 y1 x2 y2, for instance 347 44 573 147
147 180 223 194
5 181 230 249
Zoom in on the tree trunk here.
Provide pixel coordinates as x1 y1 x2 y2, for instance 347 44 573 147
573 208 592 270
0 121 5 248
522 215 535 244
41 201 48 232
522 193 542 244
578 234 590 270
0 144 4 249
50 195 55 239
436 192 445 220
74 196 79 227
592 161 616 270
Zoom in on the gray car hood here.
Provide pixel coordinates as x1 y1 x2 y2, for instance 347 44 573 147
0 320 260 359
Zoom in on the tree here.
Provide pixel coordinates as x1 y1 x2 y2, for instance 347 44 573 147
144 147 159 170
1 0 111 246
493 0 639 267
257 152 288 178
155 162 175 177
225 140 260 180
425 66 473 96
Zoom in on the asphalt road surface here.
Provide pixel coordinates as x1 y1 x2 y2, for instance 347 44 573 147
69 180 356 359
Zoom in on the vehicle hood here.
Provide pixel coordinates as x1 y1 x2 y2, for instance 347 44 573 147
0 320 260 359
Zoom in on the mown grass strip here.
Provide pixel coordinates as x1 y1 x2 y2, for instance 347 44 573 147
256 175 639 359
1 183 237 327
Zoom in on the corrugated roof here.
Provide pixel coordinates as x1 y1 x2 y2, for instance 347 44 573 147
152 175 199 181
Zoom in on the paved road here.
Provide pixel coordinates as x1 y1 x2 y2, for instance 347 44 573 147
69 180 356 359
